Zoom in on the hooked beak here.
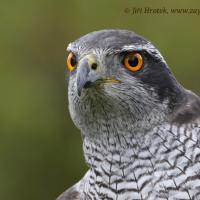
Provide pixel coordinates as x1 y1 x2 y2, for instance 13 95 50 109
76 58 90 96
76 56 120 96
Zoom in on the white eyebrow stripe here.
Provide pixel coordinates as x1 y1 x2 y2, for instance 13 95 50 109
66 42 88 53
121 42 167 64
66 43 72 52
66 41 167 65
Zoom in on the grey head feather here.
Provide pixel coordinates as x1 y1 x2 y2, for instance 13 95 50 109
67 29 165 63
67 29 147 53
67 29 187 128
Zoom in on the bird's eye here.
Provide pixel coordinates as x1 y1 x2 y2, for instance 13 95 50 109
123 52 143 72
66 52 77 72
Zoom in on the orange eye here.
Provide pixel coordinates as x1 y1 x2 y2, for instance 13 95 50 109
123 52 143 72
66 52 77 72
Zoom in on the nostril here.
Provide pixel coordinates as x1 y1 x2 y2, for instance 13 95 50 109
91 63 98 70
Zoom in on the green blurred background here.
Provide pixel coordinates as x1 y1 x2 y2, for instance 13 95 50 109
0 0 200 199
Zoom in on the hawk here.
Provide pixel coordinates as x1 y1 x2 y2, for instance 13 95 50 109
57 29 200 200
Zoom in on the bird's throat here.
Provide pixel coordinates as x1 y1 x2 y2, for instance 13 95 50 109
82 128 154 199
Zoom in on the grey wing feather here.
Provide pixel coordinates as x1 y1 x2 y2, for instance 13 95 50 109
56 170 89 200
56 185 80 200
172 89 200 124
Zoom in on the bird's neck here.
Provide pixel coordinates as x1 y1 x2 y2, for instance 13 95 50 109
81 124 160 199
83 132 142 169
83 125 154 170
81 105 169 171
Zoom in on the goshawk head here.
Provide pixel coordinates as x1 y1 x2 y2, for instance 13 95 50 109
66 29 185 133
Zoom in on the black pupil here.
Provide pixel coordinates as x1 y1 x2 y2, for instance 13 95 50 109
71 55 77 66
128 56 138 67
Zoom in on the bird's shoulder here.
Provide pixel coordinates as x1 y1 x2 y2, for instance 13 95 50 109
56 184 81 200
172 89 200 124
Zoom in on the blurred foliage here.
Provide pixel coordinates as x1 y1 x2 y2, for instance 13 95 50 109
0 0 200 199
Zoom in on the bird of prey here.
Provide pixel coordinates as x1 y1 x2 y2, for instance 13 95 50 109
57 29 200 200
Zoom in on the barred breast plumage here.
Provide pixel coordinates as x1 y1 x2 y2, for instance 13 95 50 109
82 121 200 200
57 29 200 200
